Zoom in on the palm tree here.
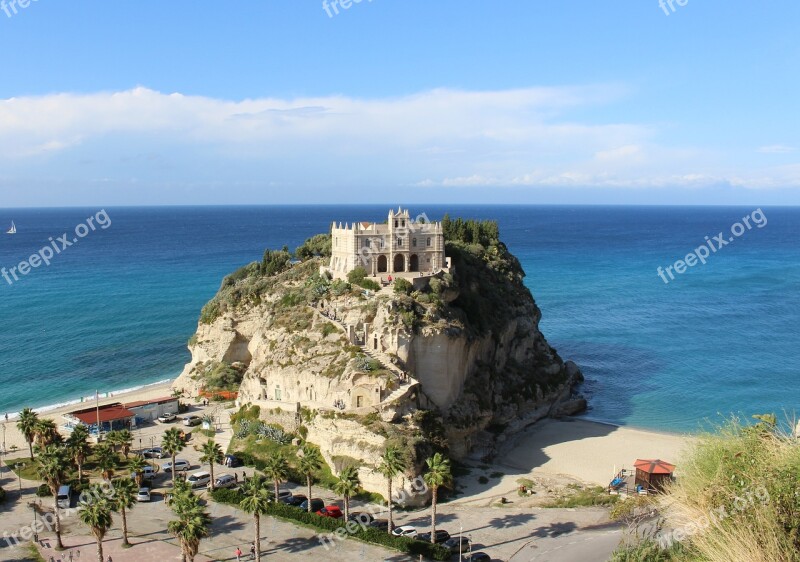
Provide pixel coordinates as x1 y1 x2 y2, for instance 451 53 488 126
334 465 360 520
105 430 121 454
240 476 271 561
162 428 186 487
34 418 59 448
375 445 406 534
168 482 211 562
16 408 39 459
297 445 323 513
117 429 133 458
199 440 224 491
37 445 69 550
94 442 117 480
66 425 92 483
263 452 290 503
423 453 452 544
111 478 138 547
128 455 147 488
78 485 113 562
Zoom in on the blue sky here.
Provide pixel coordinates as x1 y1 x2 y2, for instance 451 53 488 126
1 1 799 206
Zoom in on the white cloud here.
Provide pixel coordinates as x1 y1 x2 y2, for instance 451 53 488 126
757 145 796 154
1 86 799 202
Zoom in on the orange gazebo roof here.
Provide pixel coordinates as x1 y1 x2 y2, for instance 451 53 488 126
634 459 675 475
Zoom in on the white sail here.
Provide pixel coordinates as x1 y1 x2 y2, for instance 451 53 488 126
6 221 16 234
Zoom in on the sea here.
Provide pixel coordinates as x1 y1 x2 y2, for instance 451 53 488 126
1 205 798 433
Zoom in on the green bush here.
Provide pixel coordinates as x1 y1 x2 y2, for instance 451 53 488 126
296 234 332 260
394 278 413 295
210 489 449 560
347 267 368 285
36 484 52 497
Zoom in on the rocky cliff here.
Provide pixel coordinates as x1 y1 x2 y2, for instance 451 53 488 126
174 226 584 501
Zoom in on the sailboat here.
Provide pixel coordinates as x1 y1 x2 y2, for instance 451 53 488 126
6 221 16 234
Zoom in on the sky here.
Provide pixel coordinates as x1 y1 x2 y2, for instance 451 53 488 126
1 1 799 207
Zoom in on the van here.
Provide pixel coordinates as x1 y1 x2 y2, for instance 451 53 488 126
57 485 71 509
187 471 211 488
210 474 237 490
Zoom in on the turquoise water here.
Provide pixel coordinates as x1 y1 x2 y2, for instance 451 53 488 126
1 205 797 432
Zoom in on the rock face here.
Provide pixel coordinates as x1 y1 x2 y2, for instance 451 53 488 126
174 234 584 500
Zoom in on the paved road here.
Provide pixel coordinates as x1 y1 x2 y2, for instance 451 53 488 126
510 526 622 562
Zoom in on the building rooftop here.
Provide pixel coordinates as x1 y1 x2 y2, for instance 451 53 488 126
124 396 177 409
68 403 136 425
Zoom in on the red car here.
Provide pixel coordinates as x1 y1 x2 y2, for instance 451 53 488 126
316 505 343 519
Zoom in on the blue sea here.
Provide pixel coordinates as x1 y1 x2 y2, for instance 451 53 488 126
1 206 798 433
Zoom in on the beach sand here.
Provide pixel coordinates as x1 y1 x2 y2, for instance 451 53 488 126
453 418 695 505
1 380 175 453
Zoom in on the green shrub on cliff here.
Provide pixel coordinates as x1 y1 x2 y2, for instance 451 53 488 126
295 233 332 260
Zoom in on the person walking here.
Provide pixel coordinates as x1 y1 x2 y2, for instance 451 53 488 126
250 543 256 560
235 546 242 561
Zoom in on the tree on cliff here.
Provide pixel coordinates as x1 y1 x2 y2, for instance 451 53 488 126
297 445 323 513
375 445 407 534
423 453 452 544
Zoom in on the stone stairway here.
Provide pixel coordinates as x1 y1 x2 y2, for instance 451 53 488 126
310 305 420 407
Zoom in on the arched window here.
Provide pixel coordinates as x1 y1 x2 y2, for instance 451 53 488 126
427 237 432 247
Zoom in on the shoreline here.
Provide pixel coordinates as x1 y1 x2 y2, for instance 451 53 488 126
4 378 176 421
2 379 176 452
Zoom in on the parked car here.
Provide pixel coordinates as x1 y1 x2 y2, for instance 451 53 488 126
444 536 472 554
210 474 237 490
141 447 164 458
468 553 491 562
223 454 242 468
317 505 343 519
391 525 417 538
187 471 212 488
183 415 202 427
158 413 177 423
369 519 389 531
162 459 191 473
287 494 307 507
348 512 374 525
276 490 294 503
136 488 151 502
417 530 451 544
130 465 158 481
299 498 325 513
56 485 71 509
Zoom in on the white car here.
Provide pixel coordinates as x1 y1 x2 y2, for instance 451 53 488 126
210 474 237 489
391 525 417 538
186 471 211 488
136 488 151 502
162 459 191 473
158 413 177 423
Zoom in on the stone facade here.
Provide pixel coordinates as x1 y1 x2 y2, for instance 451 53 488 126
328 208 447 279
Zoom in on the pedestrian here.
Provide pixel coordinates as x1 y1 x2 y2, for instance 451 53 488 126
107 556 113 562
250 543 256 559
243 471 247 482
234 472 238 483
235 546 242 561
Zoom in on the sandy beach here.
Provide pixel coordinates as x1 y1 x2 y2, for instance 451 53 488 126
453 418 695 504
1 380 175 453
